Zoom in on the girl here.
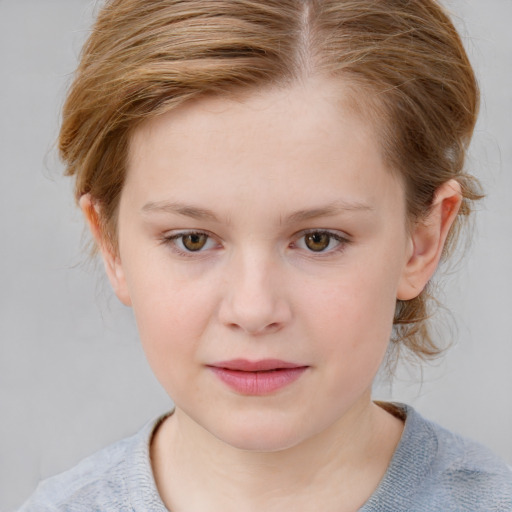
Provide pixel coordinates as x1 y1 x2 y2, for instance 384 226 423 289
18 0 512 510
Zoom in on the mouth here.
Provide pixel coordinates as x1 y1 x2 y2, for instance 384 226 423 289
207 359 309 395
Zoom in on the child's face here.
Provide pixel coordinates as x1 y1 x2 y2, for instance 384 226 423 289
110 78 415 451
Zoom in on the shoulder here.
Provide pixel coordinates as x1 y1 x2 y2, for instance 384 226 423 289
424 411 512 510
19 435 134 512
18 414 170 512
362 403 512 512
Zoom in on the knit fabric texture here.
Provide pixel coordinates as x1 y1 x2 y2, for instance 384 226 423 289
19 404 512 511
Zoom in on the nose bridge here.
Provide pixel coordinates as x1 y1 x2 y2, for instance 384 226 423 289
219 243 290 335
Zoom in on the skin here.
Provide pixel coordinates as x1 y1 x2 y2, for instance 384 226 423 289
82 77 461 512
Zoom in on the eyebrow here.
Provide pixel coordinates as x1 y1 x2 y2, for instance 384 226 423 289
284 200 374 224
141 199 373 224
141 201 220 221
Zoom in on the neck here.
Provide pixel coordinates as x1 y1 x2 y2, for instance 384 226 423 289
151 398 404 512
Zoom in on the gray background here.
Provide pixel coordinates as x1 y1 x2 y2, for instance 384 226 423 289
1 1 511 510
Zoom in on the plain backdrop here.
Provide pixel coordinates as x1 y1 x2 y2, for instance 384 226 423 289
1 0 511 510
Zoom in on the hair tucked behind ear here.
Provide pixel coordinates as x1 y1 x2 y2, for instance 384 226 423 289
60 0 482 363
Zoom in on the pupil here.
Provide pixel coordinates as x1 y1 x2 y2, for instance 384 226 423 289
183 233 207 251
306 233 330 251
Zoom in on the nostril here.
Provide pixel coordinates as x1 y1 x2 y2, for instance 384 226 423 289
255 322 283 335
226 321 282 335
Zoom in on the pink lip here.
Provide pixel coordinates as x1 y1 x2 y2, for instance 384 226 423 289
208 359 309 395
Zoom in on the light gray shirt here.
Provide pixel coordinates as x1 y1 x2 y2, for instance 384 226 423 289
19 404 512 511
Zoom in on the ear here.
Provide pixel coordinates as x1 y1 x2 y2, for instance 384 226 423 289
397 180 462 301
79 194 132 306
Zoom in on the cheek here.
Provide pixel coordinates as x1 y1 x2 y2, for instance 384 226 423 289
121 255 217 370
311 262 399 332
130 287 213 400
302 258 400 372
314 280 396 402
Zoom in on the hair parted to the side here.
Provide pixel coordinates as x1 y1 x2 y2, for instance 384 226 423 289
59 0 482 361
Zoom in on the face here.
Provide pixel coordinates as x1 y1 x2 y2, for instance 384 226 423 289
106 78 416 451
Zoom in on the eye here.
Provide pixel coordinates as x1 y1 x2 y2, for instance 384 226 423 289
163 231 218 254
304 232 331 252
180 233 209 251
294 230 348 253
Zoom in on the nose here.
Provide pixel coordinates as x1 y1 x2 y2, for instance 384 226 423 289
218 249 292 336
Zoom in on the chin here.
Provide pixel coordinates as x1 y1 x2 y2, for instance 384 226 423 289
219 430 305 453
206 411 316 453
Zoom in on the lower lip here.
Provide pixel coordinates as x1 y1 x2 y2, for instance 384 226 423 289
209 366 308 395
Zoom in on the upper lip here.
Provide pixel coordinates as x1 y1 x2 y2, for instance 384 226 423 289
209 359 307 372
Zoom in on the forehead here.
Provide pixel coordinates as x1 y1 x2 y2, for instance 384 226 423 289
125 77 404 217
130 77 377 151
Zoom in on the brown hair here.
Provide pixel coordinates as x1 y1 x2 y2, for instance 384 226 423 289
60 0 482 360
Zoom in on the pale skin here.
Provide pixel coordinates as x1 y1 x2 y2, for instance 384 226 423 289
81 77 461 512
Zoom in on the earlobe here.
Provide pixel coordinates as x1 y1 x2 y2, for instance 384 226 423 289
79 194 132 306
397 180 462 301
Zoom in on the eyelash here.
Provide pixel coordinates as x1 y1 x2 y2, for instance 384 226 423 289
161 229 351 257
291 230 351 256
161 230 219 257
